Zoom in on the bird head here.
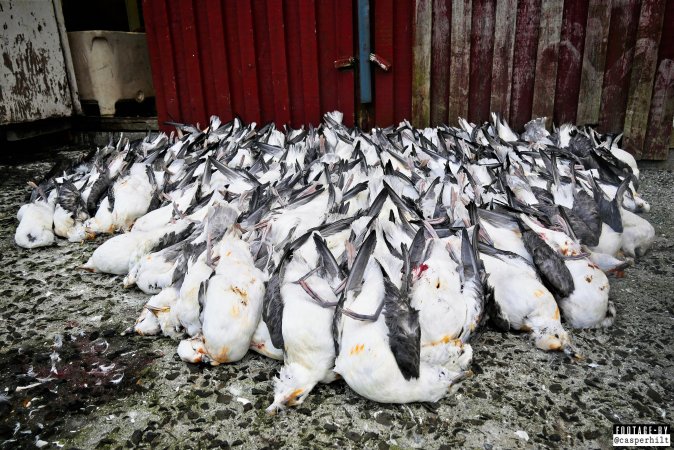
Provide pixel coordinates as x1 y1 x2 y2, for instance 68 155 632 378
177 338 208 364
532 326 576 357
266 363 314 415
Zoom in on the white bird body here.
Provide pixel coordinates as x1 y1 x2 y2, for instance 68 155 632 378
132 204 174 232
591 223 623 257
250 319 283 360
491 113 519 142
82 222 188 275
124 243 182 294
480 219 530 261
560 258 612 328
268 239 339 412
15 199 55 248
174 253 214 337
520 215 583 257
133 286 181 338
53 202 88 242
620 208 655 258
81 232 146 274
480 252 570 352
85 196 114 235
111 164 155 231
411 237 475 368
610 142 639 180
334 262 464 404
198 269 264 363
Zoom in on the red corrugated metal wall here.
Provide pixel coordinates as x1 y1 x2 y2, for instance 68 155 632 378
143 0 355 128
144 0 673 160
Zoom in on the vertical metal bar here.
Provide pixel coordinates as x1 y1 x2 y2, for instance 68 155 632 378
358 0 372 104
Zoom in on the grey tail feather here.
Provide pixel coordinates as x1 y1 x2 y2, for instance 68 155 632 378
197 277 210 318
345 230 377 293
367 188 389 217
381 265 421 381
408 227 426 269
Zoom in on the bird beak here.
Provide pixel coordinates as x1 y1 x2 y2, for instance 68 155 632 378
265 403 281 416
451 369 473 386
563 345 583 361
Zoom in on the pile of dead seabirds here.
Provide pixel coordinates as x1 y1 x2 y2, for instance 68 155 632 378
15 111 654 411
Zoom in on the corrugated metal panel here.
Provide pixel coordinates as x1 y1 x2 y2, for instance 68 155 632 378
0 0 73 125
143 0 354 129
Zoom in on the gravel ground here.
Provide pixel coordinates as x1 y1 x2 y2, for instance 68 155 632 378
0 148 672 449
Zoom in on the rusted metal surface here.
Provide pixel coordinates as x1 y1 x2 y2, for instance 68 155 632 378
371 0 413 128
447 0 471 125
577 0 613 126
0 0 73 125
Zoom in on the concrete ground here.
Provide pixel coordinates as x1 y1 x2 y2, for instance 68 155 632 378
0 147 672 449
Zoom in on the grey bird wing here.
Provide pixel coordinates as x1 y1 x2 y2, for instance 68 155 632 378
531 186 554 205
197 278 210 319
341 182 368 203
148 223 196 254
572 189 602 239
86 169 111 216
592 179 623 233
521 228 575 298
485 289 511 332
58 179 86 217
313 234 343 281
262 269 285 351
107 184 116 212
560 206 599 247
408 227 427 269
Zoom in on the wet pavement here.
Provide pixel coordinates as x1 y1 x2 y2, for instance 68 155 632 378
0 148 672 449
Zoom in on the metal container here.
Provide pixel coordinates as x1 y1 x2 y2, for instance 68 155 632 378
68 31 155 116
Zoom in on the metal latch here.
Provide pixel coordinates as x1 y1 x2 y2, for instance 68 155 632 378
369 53 392 71
334 56 356 70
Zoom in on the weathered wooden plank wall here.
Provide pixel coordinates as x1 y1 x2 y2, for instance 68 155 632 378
144 0 673 159
407 0 673 159
622 0 665 159
643 0 674 160
553 0 589 124
490 0 517 121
